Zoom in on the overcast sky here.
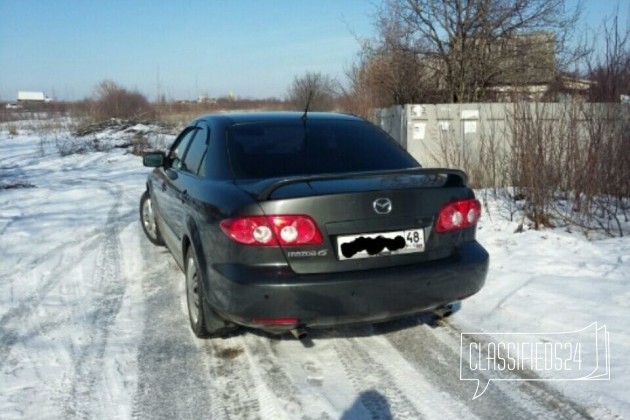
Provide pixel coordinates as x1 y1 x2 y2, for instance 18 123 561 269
0 0 625 102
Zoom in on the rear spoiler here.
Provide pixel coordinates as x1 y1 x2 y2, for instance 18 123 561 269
257 167 468 200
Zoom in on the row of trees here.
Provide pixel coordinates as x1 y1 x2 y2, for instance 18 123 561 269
287 0 629 116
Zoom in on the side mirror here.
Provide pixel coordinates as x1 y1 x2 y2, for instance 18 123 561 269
143 152 166 168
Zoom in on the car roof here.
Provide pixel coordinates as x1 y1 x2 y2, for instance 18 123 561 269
195 111 364 125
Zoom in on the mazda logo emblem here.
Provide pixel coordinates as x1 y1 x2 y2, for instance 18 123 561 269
373 198 392 215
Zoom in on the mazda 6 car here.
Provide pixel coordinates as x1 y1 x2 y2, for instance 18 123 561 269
140 112 488 339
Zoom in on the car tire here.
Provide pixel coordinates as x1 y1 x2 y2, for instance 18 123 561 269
185 246 234 338
140 190 164 246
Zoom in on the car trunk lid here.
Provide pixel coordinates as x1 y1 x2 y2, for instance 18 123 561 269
236 169 476 274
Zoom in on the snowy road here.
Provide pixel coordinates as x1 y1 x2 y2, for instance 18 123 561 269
1 124 628 419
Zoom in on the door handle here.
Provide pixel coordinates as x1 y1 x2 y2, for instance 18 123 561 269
161 182 167 192
180 190 189 203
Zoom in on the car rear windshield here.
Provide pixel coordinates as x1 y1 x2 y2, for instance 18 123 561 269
227 119 418 179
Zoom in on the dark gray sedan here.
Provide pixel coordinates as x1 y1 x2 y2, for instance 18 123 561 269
140 112 488 338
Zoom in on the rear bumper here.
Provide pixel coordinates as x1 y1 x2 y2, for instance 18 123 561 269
206 241 488 331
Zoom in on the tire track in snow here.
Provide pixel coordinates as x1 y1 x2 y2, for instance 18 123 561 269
0 182 135 366
132 240 330 419
243 334 341 420
0 234 101 361
62 183 130 418
198 335 262 420
0 177 137 418
245 335 307 418
131 238 220 420
378 317 596 419
332 328 426 420
243 334 342 420
376 318 539 419
201 329 341 420
442 322 598 419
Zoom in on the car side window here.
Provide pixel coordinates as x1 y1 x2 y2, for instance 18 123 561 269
169 127 198 171
181 125 209 176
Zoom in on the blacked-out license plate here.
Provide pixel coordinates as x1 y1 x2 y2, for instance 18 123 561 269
336 229 425 260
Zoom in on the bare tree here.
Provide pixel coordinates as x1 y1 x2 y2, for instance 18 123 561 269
341 1 443 112
587 5 630 102
338 61 380 118
287 72 338 111
355 0 582 104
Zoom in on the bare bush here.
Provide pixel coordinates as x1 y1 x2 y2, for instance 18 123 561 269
55 136 93 156
427 115 508 190
338 61 381 118
504 101 628 235
287 72 338 111
587 6 630 102
130 133 150 156
508 103 562 228
477 117 512 193
413 100 628 236
429 126 462 170
574 104 630 234
154 97 289 129
90 80 155 122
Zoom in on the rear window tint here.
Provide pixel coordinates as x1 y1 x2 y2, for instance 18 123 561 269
227 119 417 179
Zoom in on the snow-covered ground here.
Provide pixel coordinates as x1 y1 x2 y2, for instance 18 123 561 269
1 120 628 419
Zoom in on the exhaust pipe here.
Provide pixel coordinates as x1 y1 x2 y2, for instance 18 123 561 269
290 327 308 340
431 302 455 319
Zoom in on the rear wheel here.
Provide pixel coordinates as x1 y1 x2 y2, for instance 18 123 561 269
185 246 234 338
140 190 164 246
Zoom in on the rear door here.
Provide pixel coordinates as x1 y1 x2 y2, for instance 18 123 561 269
171 123 211 239
154 125 199 246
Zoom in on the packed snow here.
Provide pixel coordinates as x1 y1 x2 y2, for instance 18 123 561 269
0 118 628 419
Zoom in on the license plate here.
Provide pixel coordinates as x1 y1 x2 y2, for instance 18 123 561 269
336 229 425 260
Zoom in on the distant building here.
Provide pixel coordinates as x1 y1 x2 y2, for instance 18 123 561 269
488 75 594 102
17 91 53 103
492 32 556 87
472 32 590 101
454 32 560 101
197 94 216 104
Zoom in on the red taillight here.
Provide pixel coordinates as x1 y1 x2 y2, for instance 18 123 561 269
220 216 274 245
220 215 323 246
435 199 481 233
269 215 323 246
252 318 299 326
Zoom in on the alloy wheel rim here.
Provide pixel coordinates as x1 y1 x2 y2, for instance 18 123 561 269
186 257 200 325
142 198 157 239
